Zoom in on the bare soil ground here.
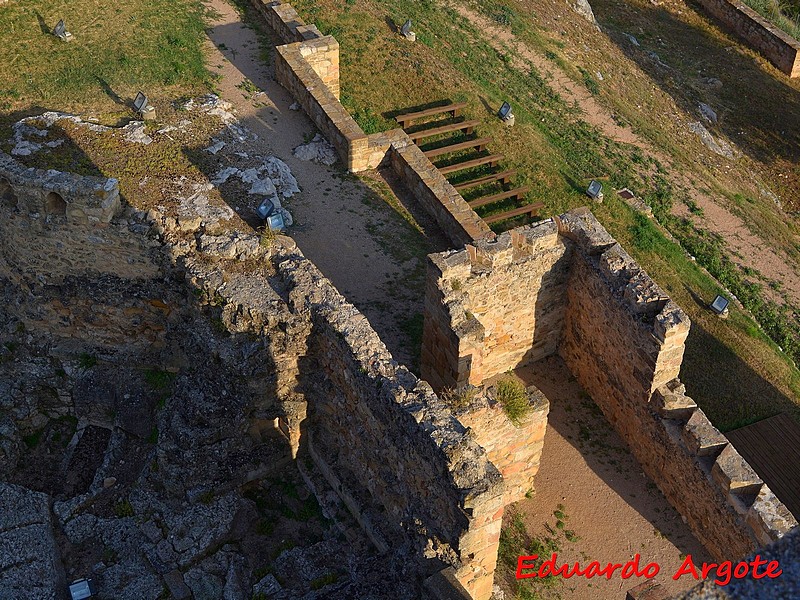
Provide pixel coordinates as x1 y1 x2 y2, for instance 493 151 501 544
505 357 710 600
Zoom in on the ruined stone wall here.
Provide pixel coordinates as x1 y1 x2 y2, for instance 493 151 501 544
0 153 170 350
556 209 796 560
389 143 493 248
271 247 504 600
254 0 494 248
697 0 800 77
455 388 549 505
422 220 570 391
422 207 797 563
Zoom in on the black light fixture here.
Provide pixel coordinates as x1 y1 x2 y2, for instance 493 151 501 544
498 102 513 121
586 180 603 201
400 19 412 37
133 92 149 113
710 294 729 315
53 19 73 42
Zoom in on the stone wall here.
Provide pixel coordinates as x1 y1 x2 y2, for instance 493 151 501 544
389 143 493 247
269 246 504 600
0 153 170 350
556 209 797 559
697 0 800 77
422 207 797 564
422 220 570 391
253 0 494 248
1 152 120 225
455 386 549 505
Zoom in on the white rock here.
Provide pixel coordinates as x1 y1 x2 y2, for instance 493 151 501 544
212 167 240 185
292 133 338 166
699 102 717 124
249 178 277 197
205 140 226 155
288 102 300 111
262 156 300 197
122 121 153 145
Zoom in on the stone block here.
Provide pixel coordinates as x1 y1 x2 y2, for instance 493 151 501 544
555 207 615 254
746 485 798 546
652 381 696 421
682 410 728 457
164 570 192 600
711 444 763 496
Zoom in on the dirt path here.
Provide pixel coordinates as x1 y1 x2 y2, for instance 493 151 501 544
450 3 643 147
672 196 800 304
451 2 800 307
202 0 436 366
510 357 709 600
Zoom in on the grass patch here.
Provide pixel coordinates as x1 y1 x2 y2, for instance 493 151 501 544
441 385 479 410
496 376 530 424
114 499 135 518
0 0 211 113
78 352 97 370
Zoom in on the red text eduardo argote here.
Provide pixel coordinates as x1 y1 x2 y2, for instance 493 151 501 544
516 553 782 586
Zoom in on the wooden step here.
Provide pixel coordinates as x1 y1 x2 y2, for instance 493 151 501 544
437 153 503 175
408 120 480 143
396 102 468 128
423 137 493 159
483 202 544 224
453 169 518 192
468 186 531 209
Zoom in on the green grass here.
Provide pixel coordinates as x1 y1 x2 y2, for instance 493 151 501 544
283 0 800 429
0 0 211 113
738 0 800 40
496 376 530 424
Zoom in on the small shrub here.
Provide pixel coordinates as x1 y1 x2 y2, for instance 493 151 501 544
78 352 97 370
441 386 478 410
145 369 174 391
114 500 135 518
496 376 529 424
310 573 338 590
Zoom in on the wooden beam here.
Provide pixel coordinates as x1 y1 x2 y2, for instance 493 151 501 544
468 186 531 209
423 137 493 159
437 153 503 175
483 202 544 224
396 102 468 127
408 120 480 143
452 169 518 192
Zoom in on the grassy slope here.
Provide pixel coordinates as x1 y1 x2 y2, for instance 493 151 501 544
287 0 800 429
0 0 211 118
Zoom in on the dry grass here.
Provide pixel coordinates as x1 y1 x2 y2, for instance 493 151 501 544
0 0 212 119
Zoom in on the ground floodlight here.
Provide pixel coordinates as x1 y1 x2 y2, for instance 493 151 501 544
133 92 149 113
266 212 285 232
53 20 66 38
400 19 412 36
257 197 275 220
586 180 603 200
710 294 729 315
498 102 513 121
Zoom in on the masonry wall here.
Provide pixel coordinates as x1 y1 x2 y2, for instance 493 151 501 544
456 387 549 505
697 0 800 77
422 220 570 391
0 153 171 350
421 207 797 563
389 144 493 247
555 209 796 560
270 248 506 600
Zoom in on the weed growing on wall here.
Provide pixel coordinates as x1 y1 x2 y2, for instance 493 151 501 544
496 376 530 424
